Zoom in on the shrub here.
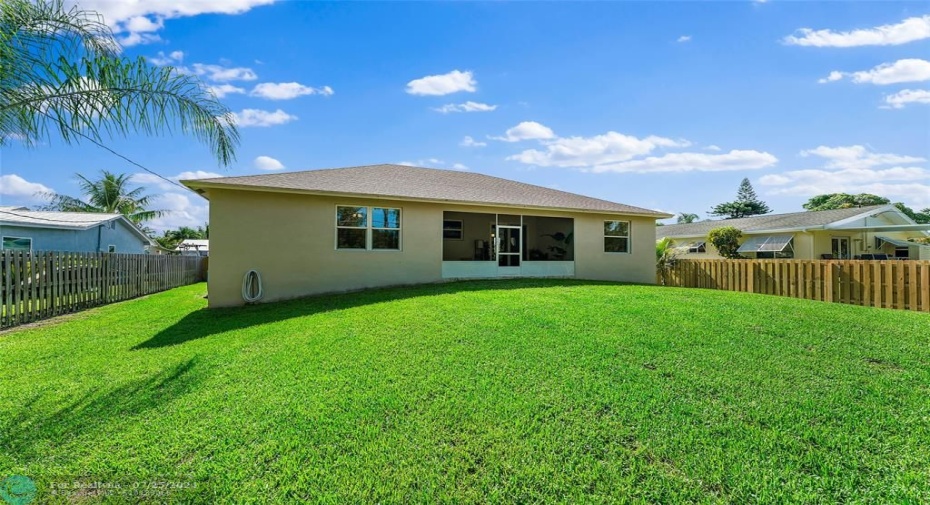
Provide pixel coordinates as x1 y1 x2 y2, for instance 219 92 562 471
708 226 743 259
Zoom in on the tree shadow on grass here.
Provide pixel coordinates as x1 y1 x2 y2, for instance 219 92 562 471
133 278 621 350
1 358 202 461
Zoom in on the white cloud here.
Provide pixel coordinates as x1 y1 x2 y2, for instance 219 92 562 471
118 32 162 47
817 71 844 84
131 170 222 192
492 121 556 142
760 166 927 187
405 70 476 96
206 84 245 98
250 82 334 100
588 150 778 174
783 15 930 47
123 15 163 33
253 156 285 170
145 192 210 232
677 35 692 43
230 109 297 127
183 63 258 82
760 169 930 207
819 59 930 85
123 170 225 232
760 144 930 207
460 136 487 148
800 145 925 169
432 101 497 113
883 89 930 109
507 131 688 167
69 0 278 48
148 50 184 66
0 174 53 200
704 144 722 152
175 170 223 181
396 158 468 170
398 158 443 167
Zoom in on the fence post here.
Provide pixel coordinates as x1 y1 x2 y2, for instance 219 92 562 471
823 262 833 303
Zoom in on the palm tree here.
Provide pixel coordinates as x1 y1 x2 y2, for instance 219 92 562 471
656 237 679 286
155 225 208 250
41 170 164 224
0 0 239 165
677 213 699 224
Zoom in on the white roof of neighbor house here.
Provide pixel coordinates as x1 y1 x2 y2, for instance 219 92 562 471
657 205 926 239
177 239 208 251
0 207 123 228
0 208 153 243
181 164 672 218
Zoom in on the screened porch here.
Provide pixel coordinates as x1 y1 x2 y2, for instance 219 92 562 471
441 211 575 278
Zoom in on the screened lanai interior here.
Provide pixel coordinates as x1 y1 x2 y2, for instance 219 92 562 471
442 211 575 278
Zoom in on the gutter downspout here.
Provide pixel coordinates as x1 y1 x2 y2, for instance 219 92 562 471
97 224 103 252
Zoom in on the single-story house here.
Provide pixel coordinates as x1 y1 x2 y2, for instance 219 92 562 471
176 239 209 256
657 205 930 260
182 164 671 307
0 206 154 253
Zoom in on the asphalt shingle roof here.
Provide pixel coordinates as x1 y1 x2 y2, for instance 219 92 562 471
657 205 890 238
182 164 669 217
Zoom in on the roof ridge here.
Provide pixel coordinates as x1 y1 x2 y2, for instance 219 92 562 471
182 163 670 217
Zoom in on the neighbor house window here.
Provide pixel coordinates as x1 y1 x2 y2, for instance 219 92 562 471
336 205 401 250
1 236 32 251
604 221 630 253
443 220 463 240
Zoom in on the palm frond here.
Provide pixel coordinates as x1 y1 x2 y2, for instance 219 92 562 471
0 1 239 165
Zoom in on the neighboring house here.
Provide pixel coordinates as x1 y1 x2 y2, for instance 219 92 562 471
0 206 154 254
177 239 209 256
182 164 671 307
657 205 930 260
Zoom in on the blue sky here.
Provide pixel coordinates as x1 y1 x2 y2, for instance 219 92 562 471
2 1 929 231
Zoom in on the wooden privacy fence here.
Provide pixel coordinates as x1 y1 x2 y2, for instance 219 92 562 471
664 259 930 312
1 251 206 329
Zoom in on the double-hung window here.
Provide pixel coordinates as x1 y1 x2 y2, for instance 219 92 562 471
336 206 401 250
603 221 630 253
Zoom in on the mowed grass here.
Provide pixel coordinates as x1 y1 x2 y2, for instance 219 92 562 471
1 280 929 503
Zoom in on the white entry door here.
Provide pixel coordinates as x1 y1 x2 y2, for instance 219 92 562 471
496 225 521 275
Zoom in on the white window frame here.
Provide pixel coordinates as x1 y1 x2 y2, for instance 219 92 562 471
335 205 402 252
688 241 706 254
442 219 464 240
603 220 631 254
1 236 32 251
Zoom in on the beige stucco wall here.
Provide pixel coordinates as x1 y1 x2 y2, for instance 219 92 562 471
207 189 659 307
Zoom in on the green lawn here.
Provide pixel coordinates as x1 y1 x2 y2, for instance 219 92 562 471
1 280 929 503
